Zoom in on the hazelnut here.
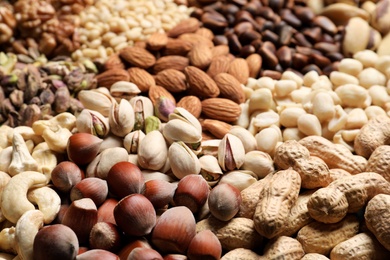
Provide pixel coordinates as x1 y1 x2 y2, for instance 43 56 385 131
127 247 163 260
187 230 222 260
97 198 118 225
117 238 152 259
70 177 108 207
151 206 196 254
143 179 176 209
76 249 119 260
51 161 84 193
67 133 103 165
173 175 210 213
89 222 122 253
208 183 242 221
114 194 156 237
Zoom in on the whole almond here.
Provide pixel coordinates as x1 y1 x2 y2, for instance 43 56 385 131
119 46 156 69
179 33 214 49
177 95 202 118
213 72 245 104
128 67 155 92
207 55 232 78
188 44 213 69
184 66 220 98
201 98 241 123
155 69 187 93
167 17 200 38
246 53 262 78
195 27 215 40
96 69 130 88
211 45 230 58
202 119 232 139
228 58 250 85
104 54 125 70
163 38 193 56
148 85 176 105
147 32 168 51
154 56 189 73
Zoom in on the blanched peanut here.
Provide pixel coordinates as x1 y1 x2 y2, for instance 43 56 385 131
274 80 298 97
330 72 359 87
340 129 360 142
338 58 363 77
248 88 275 113
253 169 301 239
281 71 303 88
279 107 307 128
344 108 368 129
312 92 335 123
353 49 378 68
303 70 319 88
328 105 348 132
256 77 275 91
255 127 280 155
358 68 387 89
307 172 390 224
364 105 387 119
297 215 360 255
299 135 367 174
261 236 305 260
334 84 368 108
311 76 333 91
368 85 390 107
252 111 280 130
282 128 305 141
330 232 389 260
297 114 322 136
375 55 390 75
290 87 311 104
364 194 390 251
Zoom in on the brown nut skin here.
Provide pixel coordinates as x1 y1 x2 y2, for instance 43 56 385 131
76 249 119 260
33 224 79 260
67 133 103 165
97 198 118 225
142 179 176 209
70 177 108 207
187 230 222 260
151 206 196 254
107 161 145 199
208 183 242 222
127 247 163 260
173 174 210 214
51 161 84 193
114 194 156 237
117 238 152 260
89 222 122 253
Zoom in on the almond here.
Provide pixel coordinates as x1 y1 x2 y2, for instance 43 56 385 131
195 27 215 41
147 32 168 51
211 45 230 58
207 55 232 78
119 46 156 69
167 18 200 38
188 44 213 70
148 85 176 105
104 54 125 70
228 58 250 85
163 38 193 56
201 119 232 139
246 53 262 78
213 73 245 104
184 66 220 98
128 67 155 92
177 95 202 118
96 69 129 88
155 69 187 93
178 33 214 49
201 98 241 123
153 56 189 73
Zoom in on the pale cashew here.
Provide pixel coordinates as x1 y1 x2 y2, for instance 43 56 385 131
0 125 12 149
0 227 16 254
41 127 73 153
0 252 16 260
32 112 76 136
8 133 39 177
0 171 11 223
27 187 61 224
0 147 12 173
1 171 48 223
15 210 44 260
31 146 57 181
7 126 43 146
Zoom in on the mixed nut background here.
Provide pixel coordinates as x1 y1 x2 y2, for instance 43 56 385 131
1 0 390 259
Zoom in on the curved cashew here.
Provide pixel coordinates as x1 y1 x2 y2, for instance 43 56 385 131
27 186 61 224
1 171 48 223
6 126 43 146
41 127 72 153
15 210 44 260
0 171 11 223
8 133 39 177
0 147 12 173
0 227 16 254
31 146 57 181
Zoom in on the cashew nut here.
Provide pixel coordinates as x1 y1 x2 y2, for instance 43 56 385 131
0 227 16 254
15 210 44 260
8 133 39 177
0 171 11 223
32 112 76 136
0 125 12 149
27 186 60 224
1 171 48 223
6 126 43 147
31 145 57 180
0 147 12 173
41 127 73 153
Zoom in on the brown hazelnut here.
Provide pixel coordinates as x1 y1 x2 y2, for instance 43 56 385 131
89 222 122 253
70 177 108 207
97 198 118 225
127 247 163 260
76 249 119 260
67 133 103 165
187 230 222 260
143 179 176 209
51 161 84 193
208 183 242 221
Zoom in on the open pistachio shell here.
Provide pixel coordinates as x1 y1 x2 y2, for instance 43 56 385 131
109 99 135 137
76 109 110 138
218 134 245 171
169 107 202 134
169 141 201 179
199 155 223 186
138 130 168 171
163 119 202 145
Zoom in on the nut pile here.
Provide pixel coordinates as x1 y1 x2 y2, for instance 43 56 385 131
0 0 390 259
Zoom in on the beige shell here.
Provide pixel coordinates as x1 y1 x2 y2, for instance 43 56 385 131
76 109 110 138
218 134 245 171
168 141 201 179
109 99 135 137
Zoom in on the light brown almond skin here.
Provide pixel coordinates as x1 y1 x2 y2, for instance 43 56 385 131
177 95 202 118
155 69 187 93
119 46 156 69
148 85 176 105
246 53 262 78
127 67 155 92
188 44 213 70
213 72 245 104
207 55 232 78
228 58 250 85
179 33 215 49
201 119 232 139
167 17 200 38
153 56 189 73
96 69 129 88
146 32 168 51
184 66 220 98
163 38 193 56
104 54 125 70
201 98 241 123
